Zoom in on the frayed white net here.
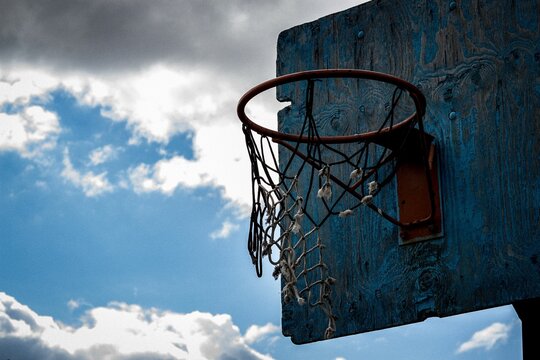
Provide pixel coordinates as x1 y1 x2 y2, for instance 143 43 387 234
241 77 427 339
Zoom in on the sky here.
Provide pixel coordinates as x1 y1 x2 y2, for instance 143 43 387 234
0 0 524 359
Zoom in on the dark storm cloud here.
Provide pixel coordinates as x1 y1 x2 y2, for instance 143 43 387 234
0 0 288 74
0 337 73 360
0 337 177 360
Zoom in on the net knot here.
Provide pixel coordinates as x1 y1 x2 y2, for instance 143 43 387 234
368 180 378 195
291 221 302 234
339 209 354 218
272 264 281 280
350 167 363 180
317 182 332 201
291 209 304 234
318 165 330 177
361 195 373 205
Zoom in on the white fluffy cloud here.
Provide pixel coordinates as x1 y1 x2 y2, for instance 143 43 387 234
67 299 81 311
210 221 241 240
244 323 280 344
63 65 234 144
0 68 59 104
0 292 276 360
0 105 60 154
128 121 252 214
129 157 212 193
61 148 114 197
1 63 255 210
89 145 117 166
456 322 511 354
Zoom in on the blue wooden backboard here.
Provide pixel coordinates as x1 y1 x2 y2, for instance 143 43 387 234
276 0 540 344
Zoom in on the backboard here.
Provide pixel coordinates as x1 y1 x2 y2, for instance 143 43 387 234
271 0 540 344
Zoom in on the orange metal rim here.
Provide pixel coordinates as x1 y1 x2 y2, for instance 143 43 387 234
237 69 427 144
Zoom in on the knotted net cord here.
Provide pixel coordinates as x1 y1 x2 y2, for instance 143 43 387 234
242 78 421 339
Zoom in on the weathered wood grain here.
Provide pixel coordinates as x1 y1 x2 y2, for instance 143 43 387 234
277 0 540 344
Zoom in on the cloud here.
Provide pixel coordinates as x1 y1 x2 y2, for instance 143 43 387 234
0 0 360 75
89 145 117 166
67 299 81 311
61 148 114 196
129 157 213 194
210 221 241 240
0 105 60 155
244 323 280 344
0 291 275 360
3 64 254 210
0 68 59 104
456 322 511 354
0 0 363 211
128 121 252 213
63 65 234 144
67 299 93 312
0 0 259 73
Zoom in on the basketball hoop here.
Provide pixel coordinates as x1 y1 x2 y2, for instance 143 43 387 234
237 69 441 339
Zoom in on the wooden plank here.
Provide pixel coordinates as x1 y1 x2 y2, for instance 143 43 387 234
277 0 540 344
